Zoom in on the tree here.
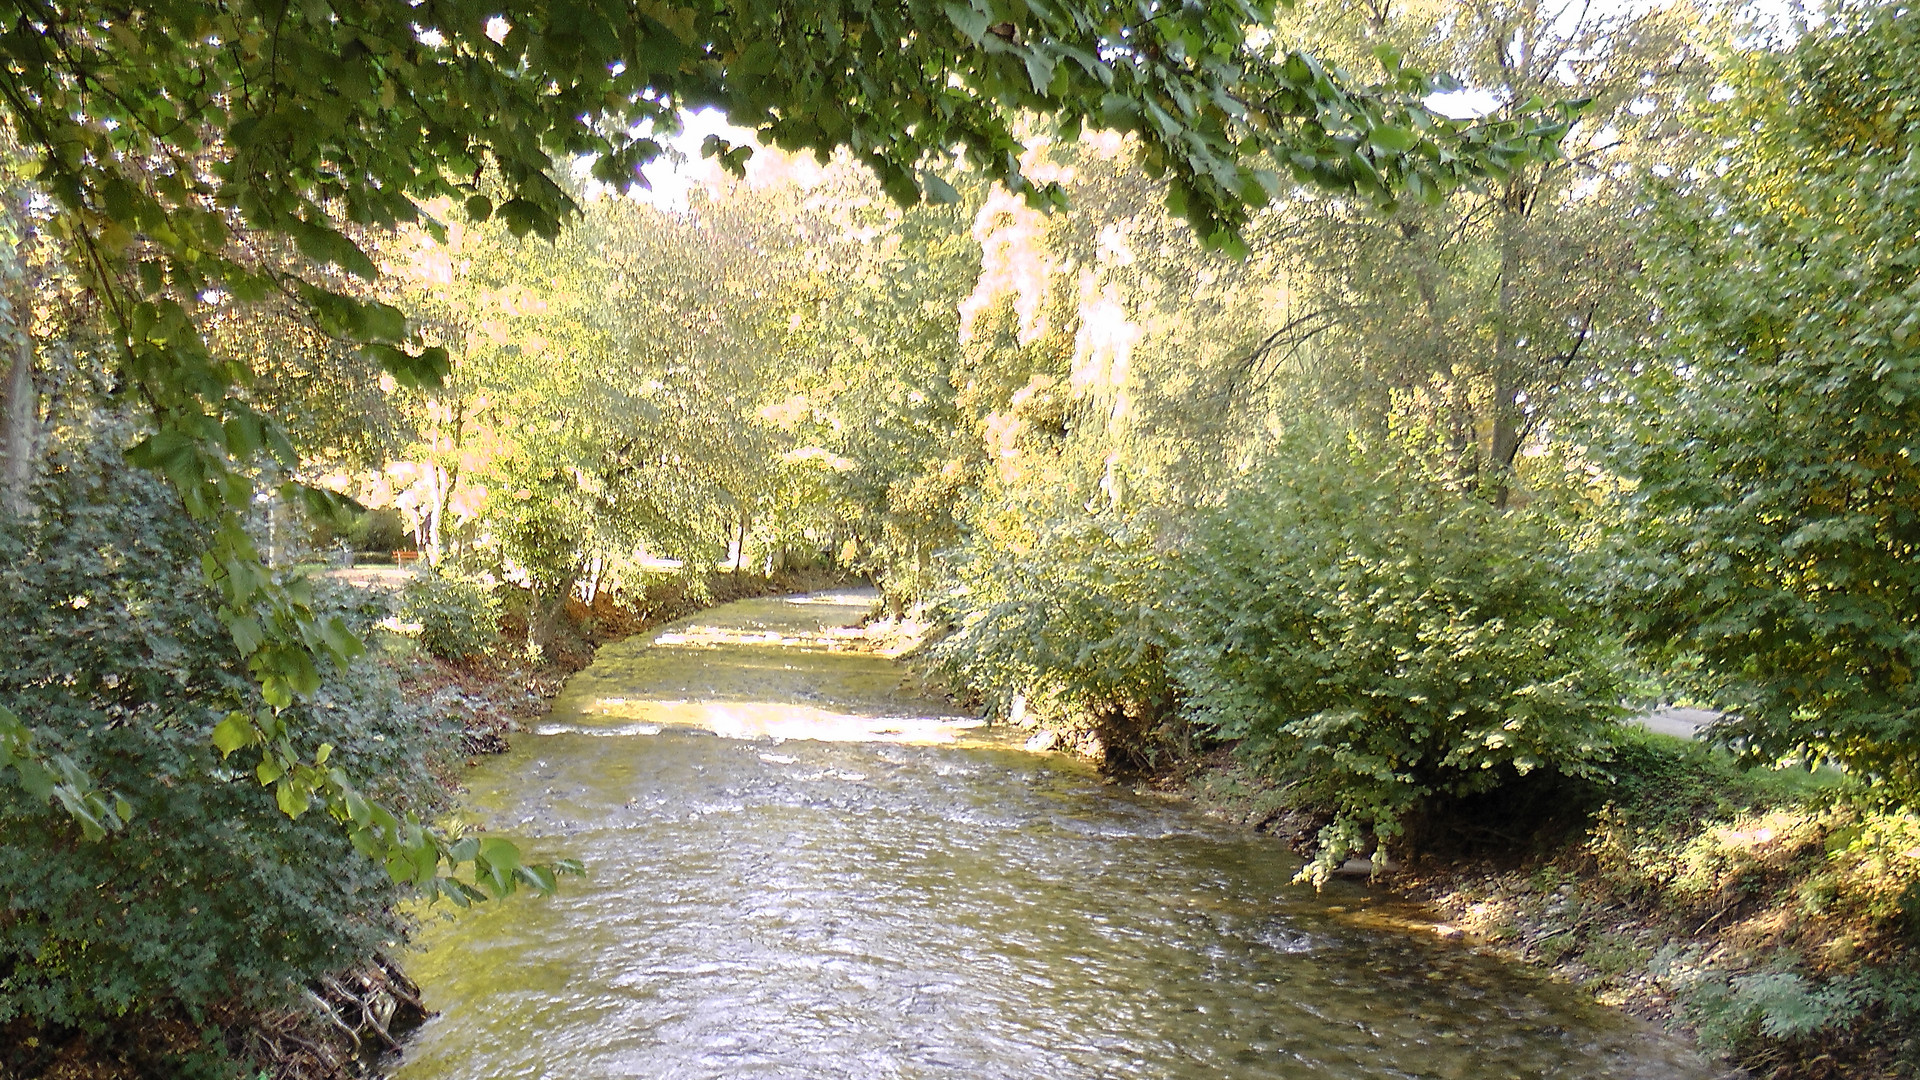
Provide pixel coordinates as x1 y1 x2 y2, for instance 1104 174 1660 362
371 177 838 598
1607 0 1920 804
0 211 36 515
1247 0 1715 502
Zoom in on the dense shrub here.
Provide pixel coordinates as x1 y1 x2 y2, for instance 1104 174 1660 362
398 571 501 661
1683 965 1920 1071
348 506 409 552
1604 2 1920 805
0 424 456 1048
1173 429 1627 883
929 510 1181 766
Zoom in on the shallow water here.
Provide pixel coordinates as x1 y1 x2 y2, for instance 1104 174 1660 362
393 592 1711 1080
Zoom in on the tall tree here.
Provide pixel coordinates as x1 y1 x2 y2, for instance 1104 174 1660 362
1249 0 1714 500
1606 0 1920 804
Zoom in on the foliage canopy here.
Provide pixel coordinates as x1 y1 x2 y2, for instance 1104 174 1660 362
1606 1 1920 805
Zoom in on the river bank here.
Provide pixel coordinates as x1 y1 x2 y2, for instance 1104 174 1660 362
852 608 1920 1079
903 583 1920 1080
1164 749 1920 1080
0 571 852 1080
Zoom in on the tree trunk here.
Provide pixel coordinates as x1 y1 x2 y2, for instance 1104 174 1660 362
424 464 445 565
0 327 35 515
1485 181 1530 509
731 509 749 581
1487 377 1523 510
583 553 604 605
424 399 467 567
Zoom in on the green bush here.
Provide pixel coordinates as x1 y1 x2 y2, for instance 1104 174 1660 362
1604 2 1920 805
1683 966 1920 1066
398 571 502 661
1173 427 1627 883
348 506 409 552
1688 970 1866 1049
0 422 456 1047
929 509 1181 767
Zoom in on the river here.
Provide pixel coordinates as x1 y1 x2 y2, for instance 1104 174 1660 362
392 591 1714 1080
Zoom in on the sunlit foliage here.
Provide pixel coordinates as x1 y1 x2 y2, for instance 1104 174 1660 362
1604 1 1920 804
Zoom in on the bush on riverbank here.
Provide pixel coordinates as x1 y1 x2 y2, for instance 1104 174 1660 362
1180 727 1920 1076
1175 428 1627 883
398 572 502 661
929 509 1181 769
1366 727 1920 1079
931 422 1630 881
0 426 460 1076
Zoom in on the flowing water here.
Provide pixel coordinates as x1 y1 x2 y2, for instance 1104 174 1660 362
393 592 1713 1080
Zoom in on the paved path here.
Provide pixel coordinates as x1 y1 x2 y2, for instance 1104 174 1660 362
319 565 421 591
1630 706 1722 739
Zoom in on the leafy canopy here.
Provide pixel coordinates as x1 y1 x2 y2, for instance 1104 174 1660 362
1605 1 1920 804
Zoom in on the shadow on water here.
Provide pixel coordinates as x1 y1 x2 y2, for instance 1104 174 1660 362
392 592 1716 1080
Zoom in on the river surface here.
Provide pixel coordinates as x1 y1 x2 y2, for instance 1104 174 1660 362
393 591 1713 1080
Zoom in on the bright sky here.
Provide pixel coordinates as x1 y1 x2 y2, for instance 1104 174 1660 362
572 109 761 213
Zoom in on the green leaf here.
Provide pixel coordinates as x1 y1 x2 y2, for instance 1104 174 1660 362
54 787 110 842
923 172 961 204
260 675 293 711
516 865 558 893
1023 49 1057 96
943 1 990 43
228 616 265 657
735 38 778 77
342 788 372 825
15 758 54 802
411 841 438 885
320 616 365 667
212 712 256 758
478 837 522 871
368 343 453 390
1367 125 1416 154
275 778 311 818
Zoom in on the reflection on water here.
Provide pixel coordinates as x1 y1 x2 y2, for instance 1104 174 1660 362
393 594 1712 1080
